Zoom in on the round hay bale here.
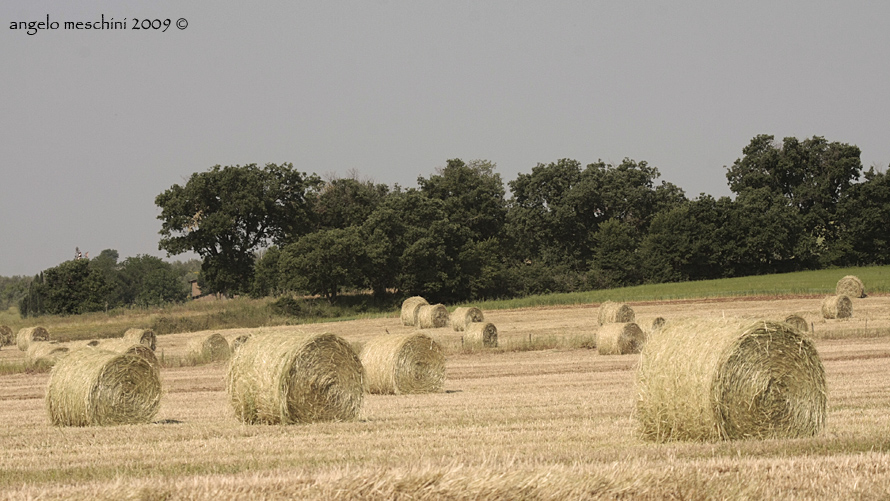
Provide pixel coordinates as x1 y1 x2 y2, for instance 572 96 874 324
597 322 646 355
651 317 666 332
97 339 159 370
16 326 49 351
46 348 161 426
0 325 13 347
821 295 852 319
400 296 429 326
451 307 484 332
187 333 231 363
784 314 809 333
27 341 70 368
465 322 498 347
417 304 449 329
226 331 364 424
597 301 635 325
123 328 156 351
636 317 827 442
228 334 251 352
836 275 865 298
360 332 445 395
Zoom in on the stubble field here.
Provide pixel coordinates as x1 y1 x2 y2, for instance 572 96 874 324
2 294 890 499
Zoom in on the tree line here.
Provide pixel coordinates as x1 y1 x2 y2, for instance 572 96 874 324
8 134 890 316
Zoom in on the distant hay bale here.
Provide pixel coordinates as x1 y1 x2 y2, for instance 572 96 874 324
187 333 231 362
465 322 498 347
46 348 161 426
836 275 865 298
16 326 49 351
651 317 666 332
123 328 156 351
400 296 429 326
360 332 445 395
821 295 852 319
0 325 13 347
784 314 809 333
226 331 364 424
597 322 646 355
228 334 251 352
27 341 70 368
598 301 635 325
451 307 484 332
97 339 159 370
636 317 826 442
417 304 449 329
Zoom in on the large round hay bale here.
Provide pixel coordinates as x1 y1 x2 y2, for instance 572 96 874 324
46 348 161 426
16 326 49 351
400 296 429 326
836 275 865 298
97 339 159 370
597 322 646 355
360 332 445 395
0 325 13 347
226 331 364 424
123 328 156 351
187 333 231 363
417 304 449 329
27 341 70 368
597 301 635 325
784 314 809 333
465 322 498 347
451 307 484 332
821 295 852 319
636 317 826 442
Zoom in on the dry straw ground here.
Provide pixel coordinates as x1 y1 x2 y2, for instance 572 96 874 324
2 295 890 498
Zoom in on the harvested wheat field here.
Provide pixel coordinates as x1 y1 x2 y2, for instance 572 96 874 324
2 295 890 499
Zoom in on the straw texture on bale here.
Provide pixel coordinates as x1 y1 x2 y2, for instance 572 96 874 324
0 325 13 347
46 348 161 426
97 339 159 370
784 314 809 333
597 322 646 355
123 328 156 351
228 334 251 352
821 295 852 319
597 301 635 325
451 307 484 332
27 342 69 368
16 326 49 351
636 317 827 442
836 275 865 298
360 332 445 394
187 333 231 362
226 331 364 424
417 304 449 329
400 296 429 326
651 317 666 332
465 322 498 347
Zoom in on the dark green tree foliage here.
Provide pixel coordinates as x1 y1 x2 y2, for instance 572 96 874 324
640 195 731 282
37 260 109 315
507 159 586 267
250 247 283 298
279 227 361 302
837 166 890 265
155 163 322 295
312 177 389 230
0 275 31 310
117 255 187 307
589 218 643 288
418 159 507 241
725 135 863 261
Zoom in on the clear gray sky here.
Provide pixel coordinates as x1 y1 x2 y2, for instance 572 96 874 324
2 1 888 277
